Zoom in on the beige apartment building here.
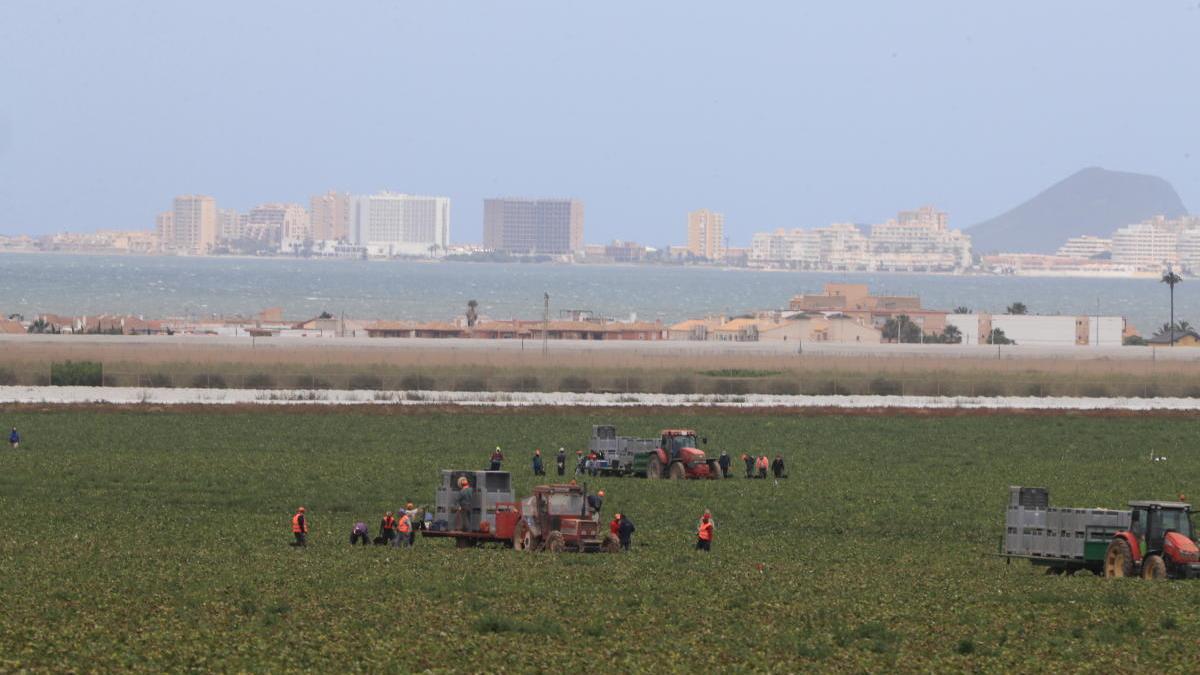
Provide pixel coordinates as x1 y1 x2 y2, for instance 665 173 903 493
155 211 173 250
687 208 725 260
311 191 350 241
170 195 217 254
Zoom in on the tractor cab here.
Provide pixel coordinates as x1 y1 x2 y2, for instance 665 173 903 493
1107 500 1200 579
660 429 705 463
1128 500 1196 554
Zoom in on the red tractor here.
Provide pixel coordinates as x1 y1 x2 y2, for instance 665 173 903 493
1104 500 1200 579
637 429 721 480
512 483 620 553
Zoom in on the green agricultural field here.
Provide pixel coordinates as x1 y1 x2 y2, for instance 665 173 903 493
1 407 1199 672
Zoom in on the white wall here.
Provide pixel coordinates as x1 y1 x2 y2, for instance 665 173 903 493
1086 317 1126 347
944 314 979 344
990 315 1078 346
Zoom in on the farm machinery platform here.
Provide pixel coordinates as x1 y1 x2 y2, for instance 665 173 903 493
421 469 619 553
1001 486 1200 579
586 424 722 479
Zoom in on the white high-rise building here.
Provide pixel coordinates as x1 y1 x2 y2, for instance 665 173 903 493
1056 235 1112 259
868 206 971 271
1111 222 1180 268
351 193 450 256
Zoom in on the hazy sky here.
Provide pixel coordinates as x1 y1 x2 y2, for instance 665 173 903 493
1 1 1197 245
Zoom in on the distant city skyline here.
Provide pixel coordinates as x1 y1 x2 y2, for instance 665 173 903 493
1 2 1197 244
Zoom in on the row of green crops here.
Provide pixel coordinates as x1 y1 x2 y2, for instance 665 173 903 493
0 407 1198 671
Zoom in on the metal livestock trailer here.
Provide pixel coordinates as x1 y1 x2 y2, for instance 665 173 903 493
1001 486 1130 574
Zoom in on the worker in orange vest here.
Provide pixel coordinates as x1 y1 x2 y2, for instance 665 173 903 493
609 513 621 538
291 507 308 547
379 511 397 544
695 511 713 552
394 508 412 548
756 455 769 479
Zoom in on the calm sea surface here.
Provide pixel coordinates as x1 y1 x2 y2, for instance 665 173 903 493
0 252 1190 334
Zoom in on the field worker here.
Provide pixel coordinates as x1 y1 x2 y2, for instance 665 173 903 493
454 477 474 531
9 427 19 449
610 514 621 538
718 450 731 478
490 446 504 471
757 455 769 479
588 489 605 514
772 454 786 479
618 513 636 551
393 509 412 547
379 511 397 544
291 507 308 547
556 448 566 476
406 502 420 545
350 521 370 546
574 450 585 477
696 511 714 552
742 453 754 479
532 449 545 476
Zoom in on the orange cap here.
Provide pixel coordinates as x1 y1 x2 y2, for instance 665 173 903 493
598 490 605 497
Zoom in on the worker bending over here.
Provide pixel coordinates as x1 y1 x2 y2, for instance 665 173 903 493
350 521 369 546
587 489 605 514
489 447 504 471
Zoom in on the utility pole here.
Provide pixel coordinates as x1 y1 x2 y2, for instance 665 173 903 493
542 292 549 356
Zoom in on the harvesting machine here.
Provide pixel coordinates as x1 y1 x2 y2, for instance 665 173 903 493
1001 486 1200 579
422 470 618 553
587 425 721 479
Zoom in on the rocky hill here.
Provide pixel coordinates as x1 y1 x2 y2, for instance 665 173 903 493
968 167 1188 254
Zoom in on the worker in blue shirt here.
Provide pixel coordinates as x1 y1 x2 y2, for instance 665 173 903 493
9 427 19 449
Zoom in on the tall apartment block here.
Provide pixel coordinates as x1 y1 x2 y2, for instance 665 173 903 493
310 191 350 241
350 192 450 255
687 208 725 260
483 198 584 255
170 195 217 254
154 211 174 250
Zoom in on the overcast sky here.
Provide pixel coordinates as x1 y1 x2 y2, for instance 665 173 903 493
1 1 1196 246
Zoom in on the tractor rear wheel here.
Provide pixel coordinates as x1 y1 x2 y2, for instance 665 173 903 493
1104 538 1134 578
1141 554 1167 580
603 533 621 553
647 455 663 479
707 460 721 478
546 530 565 553
668 462 686 480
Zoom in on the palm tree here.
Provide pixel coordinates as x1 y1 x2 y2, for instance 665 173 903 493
1162 268 1183 346
952 306 972 315
466 300 478 328
1005 302 1027 315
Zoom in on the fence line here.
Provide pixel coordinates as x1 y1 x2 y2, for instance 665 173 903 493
0 361 1198 399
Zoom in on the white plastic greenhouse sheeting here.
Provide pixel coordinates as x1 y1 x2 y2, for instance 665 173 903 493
3 386 1200 410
